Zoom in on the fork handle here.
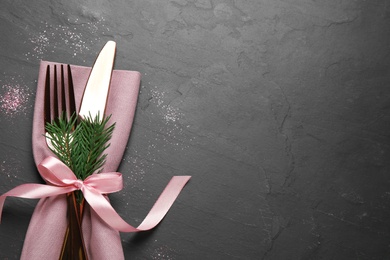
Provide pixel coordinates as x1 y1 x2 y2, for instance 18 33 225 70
59 192 88 260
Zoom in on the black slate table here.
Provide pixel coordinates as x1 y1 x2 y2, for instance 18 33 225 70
1 0 390 259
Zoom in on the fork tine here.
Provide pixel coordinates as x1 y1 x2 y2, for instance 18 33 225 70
44 65 51 125
67 64 77 124
60 65 66 120
53 65 59 122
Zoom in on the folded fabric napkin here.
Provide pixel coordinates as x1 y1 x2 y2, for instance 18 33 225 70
23 60 141 260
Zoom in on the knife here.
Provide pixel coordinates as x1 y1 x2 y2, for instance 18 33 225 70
79 40 116 120
59 41 116 260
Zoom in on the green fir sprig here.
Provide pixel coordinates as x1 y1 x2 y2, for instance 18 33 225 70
45 112 115 181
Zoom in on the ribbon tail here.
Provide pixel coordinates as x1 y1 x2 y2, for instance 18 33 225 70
137 176 191 230
0 183 75 222
83 176 191 232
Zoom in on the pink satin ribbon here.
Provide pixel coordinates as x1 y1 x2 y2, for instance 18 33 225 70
0 156 191 232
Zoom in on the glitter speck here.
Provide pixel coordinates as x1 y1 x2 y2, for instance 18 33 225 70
150 245 176 260
26 19 106 60
0 84 30 117
0 156 23 180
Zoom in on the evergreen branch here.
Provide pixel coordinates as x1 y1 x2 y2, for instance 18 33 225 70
45 113 78 168
45 112 115 181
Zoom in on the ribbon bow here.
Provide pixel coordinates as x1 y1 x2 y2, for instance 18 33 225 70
0 156 191 232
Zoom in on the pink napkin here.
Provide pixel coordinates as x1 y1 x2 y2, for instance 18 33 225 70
21 60 141 260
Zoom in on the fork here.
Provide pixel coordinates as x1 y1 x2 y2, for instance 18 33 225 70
44 64 88 260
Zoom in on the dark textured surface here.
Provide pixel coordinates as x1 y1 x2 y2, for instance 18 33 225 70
0 0 390 259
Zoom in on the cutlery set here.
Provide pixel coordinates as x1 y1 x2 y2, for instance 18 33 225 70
0 40 191 260
43 41 116 260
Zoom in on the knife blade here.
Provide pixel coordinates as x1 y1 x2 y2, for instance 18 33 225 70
79 40 116 120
